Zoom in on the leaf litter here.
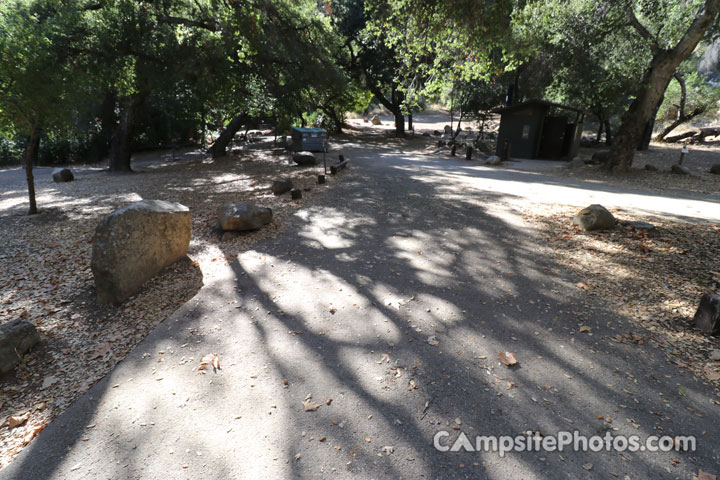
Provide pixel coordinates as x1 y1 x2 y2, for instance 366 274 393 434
0 144 339 467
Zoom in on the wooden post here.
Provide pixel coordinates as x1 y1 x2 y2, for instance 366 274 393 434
330 159 348 174
465 146 473 160
451 145 457 156
679 145 688 165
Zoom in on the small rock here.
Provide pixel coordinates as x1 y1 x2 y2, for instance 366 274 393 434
572 204 616 231
371 115 382 125
694 293 720 335
671 164 690 175
292 151 317 166
710 163 720 175
709 350 720 361
0 320 40 374
644 164 658 172
443 125 453 134
485 155 502 166
421 132 430 137
271 178 293 195
218 203 272 231
52 168 74 183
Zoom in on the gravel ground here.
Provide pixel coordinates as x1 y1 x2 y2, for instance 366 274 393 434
2 128 719 479
556 142 720 197
0 142 334 467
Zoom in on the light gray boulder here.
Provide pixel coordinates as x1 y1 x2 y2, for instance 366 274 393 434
572 204 616 231
52 168 74 183
218 203 272 232
0 320 40 374
292 151 317 166
485 155 502 166
91 200 191 305
371 115 382 125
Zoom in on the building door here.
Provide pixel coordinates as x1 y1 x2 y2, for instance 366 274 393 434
539 116 567 159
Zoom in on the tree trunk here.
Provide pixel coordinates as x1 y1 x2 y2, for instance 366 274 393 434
596 117 604 143
638 96 663 150
319 105 343 134
364 73 405 137
654 74 706 141
392 107 405 137
208 109 248 158
604 120 612 145
655 109 705 141
408 111 413 131
110 94 145 172
454 114 464 138
24 125 40 215
610 0 720 171
391 89 405 137
87 92 116 164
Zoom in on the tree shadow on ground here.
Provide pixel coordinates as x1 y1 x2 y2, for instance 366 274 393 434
4 132 719 479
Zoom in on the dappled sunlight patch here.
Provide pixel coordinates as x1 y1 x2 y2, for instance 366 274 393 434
295 206 376 250
237 251 398 342
527 205 720 389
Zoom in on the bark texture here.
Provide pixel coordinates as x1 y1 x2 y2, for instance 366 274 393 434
610 0 720 171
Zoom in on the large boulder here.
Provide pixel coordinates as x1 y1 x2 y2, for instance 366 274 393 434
371 115 382 125
218 203 272 231
272 178 293 195
0 320 40 374
572 204 616 231
292 151 317 166
52 168 74 183
91 200 191 305
694 293 720 335
710 163 720 175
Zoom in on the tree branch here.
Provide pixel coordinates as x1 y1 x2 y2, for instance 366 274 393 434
626 6 660 50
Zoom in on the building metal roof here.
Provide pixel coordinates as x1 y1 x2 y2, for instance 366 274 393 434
492 99 590 115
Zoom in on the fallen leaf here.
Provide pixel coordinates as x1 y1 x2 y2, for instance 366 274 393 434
41 375 58 389
579 326 591 333
8 413 29 429
364 436 371 443
694 469 717 480
199 354 221 373
499 351 518 366
302 399 321 412
703 366 720 382
326 398 333 406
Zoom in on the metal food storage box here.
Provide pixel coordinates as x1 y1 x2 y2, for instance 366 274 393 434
291 127 328 152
